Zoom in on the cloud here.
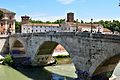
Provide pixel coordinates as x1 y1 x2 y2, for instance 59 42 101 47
57 0 75 5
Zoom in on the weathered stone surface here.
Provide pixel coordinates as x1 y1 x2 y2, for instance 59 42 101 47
7 32 120 80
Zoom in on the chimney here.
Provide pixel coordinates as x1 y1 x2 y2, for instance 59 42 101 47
67 12 74 22
21 15 30 24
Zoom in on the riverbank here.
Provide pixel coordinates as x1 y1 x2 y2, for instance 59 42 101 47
53 55 72 65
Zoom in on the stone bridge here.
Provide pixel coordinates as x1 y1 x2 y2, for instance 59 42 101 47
7 32 120 80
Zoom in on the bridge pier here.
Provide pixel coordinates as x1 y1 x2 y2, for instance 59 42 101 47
75 69 91 80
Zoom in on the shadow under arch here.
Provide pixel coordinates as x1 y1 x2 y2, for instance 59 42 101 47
11 40 26 56
32 40 77 79
33 40 74 66
92 54 120 80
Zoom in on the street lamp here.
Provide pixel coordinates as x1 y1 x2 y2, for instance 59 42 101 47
91 19 93 33
76 19 78 32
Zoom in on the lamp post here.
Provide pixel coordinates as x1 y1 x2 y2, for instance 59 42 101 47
91 19 93 33
76 19 78 32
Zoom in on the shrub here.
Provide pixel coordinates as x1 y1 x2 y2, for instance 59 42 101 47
2 54 13 66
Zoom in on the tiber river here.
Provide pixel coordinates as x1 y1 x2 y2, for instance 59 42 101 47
0 64 77 80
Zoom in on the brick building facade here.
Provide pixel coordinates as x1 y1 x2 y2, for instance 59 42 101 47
0 8 16 34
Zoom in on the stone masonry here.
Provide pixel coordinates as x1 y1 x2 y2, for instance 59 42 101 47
8 32 120 80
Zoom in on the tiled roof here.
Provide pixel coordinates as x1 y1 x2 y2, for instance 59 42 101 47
61 22 101 28
0 8 15 14
23 23 60 27
103 28 112 32
78 24 101 28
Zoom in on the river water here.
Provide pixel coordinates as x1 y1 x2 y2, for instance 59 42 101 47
0 64 77 80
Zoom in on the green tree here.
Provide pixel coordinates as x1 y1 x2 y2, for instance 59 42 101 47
46 21 52 24
29 19 43 23
53 19 65 24
0 11 3 20
3 54 13 66
15 21 21 33
80 20 84 23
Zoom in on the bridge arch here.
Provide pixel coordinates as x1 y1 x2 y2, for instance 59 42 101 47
10 39 26 55
32 40 72 66
91 53 120 79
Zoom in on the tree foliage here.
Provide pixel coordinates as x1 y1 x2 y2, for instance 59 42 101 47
0 10 3 20
2 54 13 66
15 21 21 33
98 20 120 32
29 19 65 24
83 20 120 33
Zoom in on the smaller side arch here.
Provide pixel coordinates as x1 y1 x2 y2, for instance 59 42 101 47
10 39 26 55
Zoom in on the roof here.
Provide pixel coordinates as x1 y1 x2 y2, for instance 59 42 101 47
78 24 98 28
0 8 15 14
23 23 60 27
61 22 102 28
103 28 112 32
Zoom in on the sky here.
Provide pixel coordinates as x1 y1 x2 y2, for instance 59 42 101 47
0 0 120 22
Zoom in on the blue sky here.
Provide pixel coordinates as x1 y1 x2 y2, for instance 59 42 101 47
0 0 120 22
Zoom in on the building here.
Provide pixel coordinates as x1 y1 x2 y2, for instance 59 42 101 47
22 23 61 33
78 23 103 33
61 12 103 33
21 16 61 33
0 8 16 34
52 44 69 56
103 28 112 34
21 12 103 33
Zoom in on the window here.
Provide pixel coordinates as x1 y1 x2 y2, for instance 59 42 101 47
9 16 12 20
68 27 70 30
9 24 11 28
1 23 3 26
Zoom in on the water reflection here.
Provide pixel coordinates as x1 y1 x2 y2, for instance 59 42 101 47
51 73 75 80
0 64 76 80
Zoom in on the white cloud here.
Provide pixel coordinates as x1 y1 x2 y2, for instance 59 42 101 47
57 0 75 5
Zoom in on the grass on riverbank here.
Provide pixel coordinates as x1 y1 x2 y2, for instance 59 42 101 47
53 55 72 64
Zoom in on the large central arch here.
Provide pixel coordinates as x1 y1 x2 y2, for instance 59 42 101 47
32 41 73 66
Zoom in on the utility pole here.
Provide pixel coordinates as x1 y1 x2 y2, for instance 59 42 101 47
91 19 93 33
76 19 78 32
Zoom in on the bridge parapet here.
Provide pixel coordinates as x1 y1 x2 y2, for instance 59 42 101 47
10 32 120 41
